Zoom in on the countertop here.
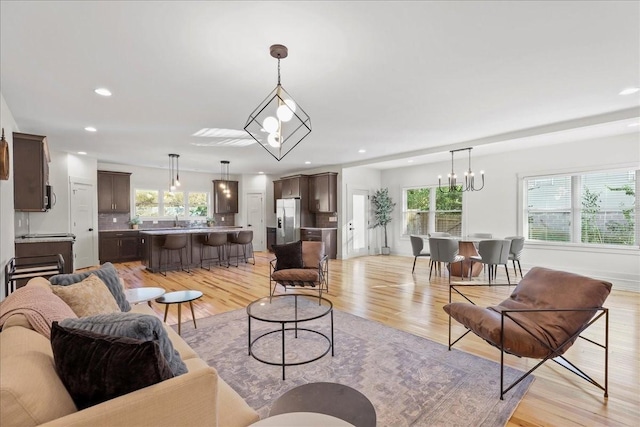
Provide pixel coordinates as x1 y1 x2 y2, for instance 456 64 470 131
139 227 242 235
15 236 75 243
300 227 338 230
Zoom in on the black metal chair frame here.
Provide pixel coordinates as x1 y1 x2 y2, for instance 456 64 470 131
4 254 65 296
447 283 609 400
269 255 329 301
227 232 256 267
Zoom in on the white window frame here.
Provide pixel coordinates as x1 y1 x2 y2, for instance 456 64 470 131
134 187 210 220
402 186 463 237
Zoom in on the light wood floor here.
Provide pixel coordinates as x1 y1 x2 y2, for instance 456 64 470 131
112 252 639 426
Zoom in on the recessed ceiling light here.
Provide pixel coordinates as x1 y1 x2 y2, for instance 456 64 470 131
94 88 112 97
358 149 366 153
619 87 639 96
258 171 264 174
628 123 640 127
305 161 311 164
84 126 97 132
77 151 87 155
408 159 414 163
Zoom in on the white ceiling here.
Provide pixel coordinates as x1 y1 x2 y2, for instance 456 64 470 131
1 1 639 176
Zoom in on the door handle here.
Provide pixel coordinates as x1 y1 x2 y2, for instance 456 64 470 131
88 228 94 231
248 224 252 227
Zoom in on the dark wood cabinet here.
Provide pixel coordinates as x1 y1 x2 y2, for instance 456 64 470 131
14 240 73 289
266 227 276 252
309 172 338 213
279 175 308 199
13 132 50 211
98 171 131 213
273 180 282 213
213 180 238 213
99 231 141 263
301 228 337 259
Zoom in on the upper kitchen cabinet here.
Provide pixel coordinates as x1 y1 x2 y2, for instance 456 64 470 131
309 172 338 213
213 180 238 213
98 171 131 213
279 175 309 199
13 132 50 211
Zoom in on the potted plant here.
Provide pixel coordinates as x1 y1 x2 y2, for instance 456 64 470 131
206 217 216 227
128 216 142 230
371 188 396 255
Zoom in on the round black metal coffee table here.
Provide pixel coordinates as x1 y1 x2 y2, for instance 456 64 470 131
247 294 333 380
269 382 376 427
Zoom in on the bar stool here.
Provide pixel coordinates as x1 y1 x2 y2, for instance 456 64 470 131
201 232 228 270
160 234 189 276
227 230 255 267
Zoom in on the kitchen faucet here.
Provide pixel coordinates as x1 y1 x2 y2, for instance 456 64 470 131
174 215 178 227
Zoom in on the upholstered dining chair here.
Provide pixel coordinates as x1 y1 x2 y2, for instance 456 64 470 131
469 239 511 284
444 267 611 400
504 236 525 278
467 232 493 239
428 232 451 237
428 237 464 283
410 235 430 273
270 240 328 300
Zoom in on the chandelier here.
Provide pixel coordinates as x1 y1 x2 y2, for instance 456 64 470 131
244 44 311 161
219 160 231 199
168 154 180 191
438 147 484 192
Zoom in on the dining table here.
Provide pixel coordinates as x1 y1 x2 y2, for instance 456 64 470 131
448 237 486 278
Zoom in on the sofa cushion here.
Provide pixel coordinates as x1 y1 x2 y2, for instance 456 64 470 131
51 274 121 317
272 240 303 271
49 262 131 312
51 322 174 410
272 268 320 284
0 327 78 427
60 312 187 376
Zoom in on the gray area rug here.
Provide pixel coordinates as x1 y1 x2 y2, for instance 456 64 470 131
180 298 534 426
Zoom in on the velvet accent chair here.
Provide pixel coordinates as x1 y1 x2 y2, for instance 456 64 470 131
410 235 431 274
469 239 512 284
444 267 611 400
428 237 465 283
270 241 329 300
504 236 525 278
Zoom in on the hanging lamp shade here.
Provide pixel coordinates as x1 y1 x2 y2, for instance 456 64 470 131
244 44 311 161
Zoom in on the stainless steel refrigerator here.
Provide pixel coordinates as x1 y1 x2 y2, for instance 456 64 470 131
276 198 301 245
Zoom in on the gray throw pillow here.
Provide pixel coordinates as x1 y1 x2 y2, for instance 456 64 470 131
49 262 131 312
60 312 187 376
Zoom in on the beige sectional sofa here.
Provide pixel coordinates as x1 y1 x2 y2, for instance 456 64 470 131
0 278 259 427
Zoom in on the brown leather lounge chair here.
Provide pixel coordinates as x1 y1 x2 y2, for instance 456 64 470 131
443 267 611 399
270 240 329 300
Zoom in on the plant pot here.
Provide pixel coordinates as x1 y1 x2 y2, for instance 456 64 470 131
131 224 139 230
381 246 391 255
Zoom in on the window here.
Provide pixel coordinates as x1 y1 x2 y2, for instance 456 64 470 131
135 188 210 219
524 169 637 246
188 192 208 217
163 191 185 217
403 187 463 236
134 190 159 217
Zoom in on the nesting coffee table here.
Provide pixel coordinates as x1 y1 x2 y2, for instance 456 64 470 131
125 287 165 306
156 290 203 335
247 294 334 380
269 382 376 427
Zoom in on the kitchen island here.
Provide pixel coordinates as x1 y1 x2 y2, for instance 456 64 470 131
140 227 242 273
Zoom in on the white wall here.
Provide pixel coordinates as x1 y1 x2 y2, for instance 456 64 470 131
0 93 18 300
379 133 640 291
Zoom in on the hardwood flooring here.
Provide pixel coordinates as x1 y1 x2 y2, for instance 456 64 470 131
112 252 639 426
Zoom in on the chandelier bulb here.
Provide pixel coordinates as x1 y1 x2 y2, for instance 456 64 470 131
267 132 281 147
263 116 279 133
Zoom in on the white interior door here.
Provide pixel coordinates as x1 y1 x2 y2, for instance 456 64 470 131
246 193 265 251
70 179 96 269
348 189 369 257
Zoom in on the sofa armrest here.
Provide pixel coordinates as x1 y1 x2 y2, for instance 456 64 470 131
39 363 219 427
